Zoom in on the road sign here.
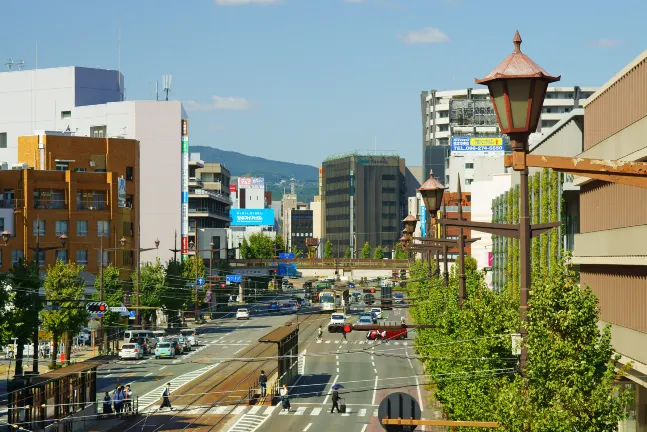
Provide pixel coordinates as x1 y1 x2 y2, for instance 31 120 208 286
378 392 421 431
86 302 108 315
128 310 136 320
88 320 100 331
279 253 295 259
226 274 242 283
205 295 211 302
197 277 205 286
97 312 104 318
110 306 128 313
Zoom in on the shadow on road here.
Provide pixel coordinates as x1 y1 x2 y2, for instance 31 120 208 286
289 373 333 399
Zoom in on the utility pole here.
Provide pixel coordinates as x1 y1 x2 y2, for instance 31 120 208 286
99 234 104 351
169 230 181 262
194 220 200 321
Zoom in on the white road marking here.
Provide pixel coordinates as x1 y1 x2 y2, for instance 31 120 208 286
159 366 167 370
144 373 153 377
304 423 312 431
406 348 424 412
358 408 367 416
360 425 368 432
323 375 338 405
295 407 306 415
337 368 339 373
372 376 379 405
311 407 322 416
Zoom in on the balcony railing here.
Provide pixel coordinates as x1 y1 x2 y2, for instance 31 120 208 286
189 188 233 205
78 202 107 211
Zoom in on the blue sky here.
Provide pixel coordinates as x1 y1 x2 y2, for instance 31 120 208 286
3 0 646 166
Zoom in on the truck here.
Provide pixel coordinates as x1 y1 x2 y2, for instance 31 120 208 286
381 284 393 310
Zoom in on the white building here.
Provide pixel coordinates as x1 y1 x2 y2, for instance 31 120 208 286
0 66 187 264
420 86 597 185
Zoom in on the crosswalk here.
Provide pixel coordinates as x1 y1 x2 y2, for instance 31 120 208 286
316 340 409 346
138 364 219 411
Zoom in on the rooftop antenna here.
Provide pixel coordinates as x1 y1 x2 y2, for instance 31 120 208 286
162 74 172 101
6 58 13 71
156 80 159 101
290 178 296 195
17 59 24 71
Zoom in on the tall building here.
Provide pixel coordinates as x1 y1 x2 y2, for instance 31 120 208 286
0 66 188 263
281 193 297 246
572 50 647 429
187 154 232 255
0 132 139 282
321 152 406 256
420 86 597 184
289 208 313 256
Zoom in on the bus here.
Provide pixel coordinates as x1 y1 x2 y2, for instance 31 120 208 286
319 290 335 312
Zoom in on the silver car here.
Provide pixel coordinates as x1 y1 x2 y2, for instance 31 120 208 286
177 336 191 352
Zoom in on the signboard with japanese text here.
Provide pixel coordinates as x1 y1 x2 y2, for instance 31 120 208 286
229 209 275 226
450 136 504 156
181 119 189 260
117 177 126 208
237 177 264 189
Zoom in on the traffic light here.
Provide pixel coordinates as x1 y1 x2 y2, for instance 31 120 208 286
328 324 353 334
86 302 108 314
370 288 375 294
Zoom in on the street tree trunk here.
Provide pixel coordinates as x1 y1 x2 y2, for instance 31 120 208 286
64 332 72 366
14 337 25 376
50 334 59 369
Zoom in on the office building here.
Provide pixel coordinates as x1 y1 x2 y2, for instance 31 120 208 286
321 152 406 256
420 86 597 184
281 193 297 246
0 132 139 281
289 209 313 256
186 154 232 255
0 66 188 263
571 50 647 430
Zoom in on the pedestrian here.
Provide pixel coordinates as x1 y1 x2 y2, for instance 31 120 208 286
279 384 290 412
317 326 323 341
342 330 347 341
400 315 406 325
160 383 173 411
124 385 133 413
259 370 267 398
330 388 341 413
102 392 113 416
113 386 125 416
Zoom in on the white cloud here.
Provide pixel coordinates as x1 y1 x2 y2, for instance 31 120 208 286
589 39 620 48
215 0 280 5
399 27 449 44
184 96 253 111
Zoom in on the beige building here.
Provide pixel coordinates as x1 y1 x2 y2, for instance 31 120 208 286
572 49 647 430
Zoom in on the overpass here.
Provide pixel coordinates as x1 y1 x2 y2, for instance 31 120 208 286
229 258 409 279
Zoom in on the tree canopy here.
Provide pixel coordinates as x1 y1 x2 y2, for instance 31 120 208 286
323 240 333 258
373 247 384 259
361 242 371 259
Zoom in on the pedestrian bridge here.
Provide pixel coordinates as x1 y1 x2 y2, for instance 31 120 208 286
229 258 409 270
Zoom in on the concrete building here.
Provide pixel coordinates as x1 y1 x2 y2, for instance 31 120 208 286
0 132 139 282
0 66 188 264
446 154 506 193
322 152 406 256
289 209 313 256
187 154 232 255
420 86 597 183
236 177 265 210
571 50 647 430
405 166 422 197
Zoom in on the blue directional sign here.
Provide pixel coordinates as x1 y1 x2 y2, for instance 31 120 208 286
129 311 136 318
197 278 205 286
97 312 104 318
279 253 295 259
226 274 242 283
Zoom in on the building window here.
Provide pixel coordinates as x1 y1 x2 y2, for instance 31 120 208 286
437 138 449 145
74 168 86 172
98 221 110 237
465 163 474 169
90 126 107 138
77 191 106 210
33 220 46 236
33 250 45 266
55 249 68 263
55 220 68 236
97 250 109 267
0 217 4 231
61 111 71 119
0 133 6 149
438 124 449 132
34 189 65 209
95 169 107 173
465 178 473 185
77 220 88 236
126 195 134 208
12 250 24 266
76 249 88 266
126 166 134 181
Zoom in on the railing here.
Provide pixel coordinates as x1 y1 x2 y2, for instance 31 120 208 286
190 188 233 204
78 203 106 210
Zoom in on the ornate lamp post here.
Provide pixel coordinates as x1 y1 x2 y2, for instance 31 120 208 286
418 170 446 272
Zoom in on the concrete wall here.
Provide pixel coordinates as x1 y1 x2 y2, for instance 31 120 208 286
243 188 265 209
0 67 123 166
197 228 228 261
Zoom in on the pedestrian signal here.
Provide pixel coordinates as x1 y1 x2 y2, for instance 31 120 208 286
86 302 109 313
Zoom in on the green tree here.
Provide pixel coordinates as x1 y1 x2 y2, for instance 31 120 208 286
373 247 384 259
361 242 371 259
42 261 87 367
393 243 407 259
274 235 286 255
291 245 303 258
240 237 251 259
6 261 40 375
133 258 166 328
163 259 191 324
92 264 123 349
343 248 351 259
323 240 333 258
496 260 631 431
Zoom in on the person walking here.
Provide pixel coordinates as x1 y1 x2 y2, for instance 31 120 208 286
400 315 406 325
279 384 290 412
317 326 323 341
330 388 341 413
160 383 173 411
259 370 267 398
113 386 125 416
102 392 113 416
124 385 133 413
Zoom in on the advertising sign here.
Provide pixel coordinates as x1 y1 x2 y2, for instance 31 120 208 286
450 136 504 156
279 253 295 259
356 156 397 166
420 205 427 238
226 274 242 283
229 184 237 193
181 120 189 261
229 209 275 226
237 177 265 189
117 177 126 208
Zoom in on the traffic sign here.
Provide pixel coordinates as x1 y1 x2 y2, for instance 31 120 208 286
226 274 242 283
86 302 108 314
128 310 136 320
378 392 421 431
88 320 100 331
97 312 104 318
279 253 295 259
197 277 205 286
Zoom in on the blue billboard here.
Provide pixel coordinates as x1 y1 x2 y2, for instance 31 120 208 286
226 274 242 283
420 205 427 238
229 209 275 226
450 136 504 156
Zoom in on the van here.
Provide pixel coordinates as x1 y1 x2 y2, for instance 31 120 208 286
153 330 166 340
179 329 199 346
124 330 157 344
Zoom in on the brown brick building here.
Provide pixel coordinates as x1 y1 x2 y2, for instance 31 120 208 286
0 132 139 278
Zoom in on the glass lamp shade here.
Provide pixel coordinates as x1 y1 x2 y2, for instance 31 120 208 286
418 176 446 215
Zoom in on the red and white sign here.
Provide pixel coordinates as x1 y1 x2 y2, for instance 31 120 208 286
238 177 264 189
229 184 237 193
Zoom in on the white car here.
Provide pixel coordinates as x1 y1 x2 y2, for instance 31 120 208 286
330 313 346 325
236 308 250 320
179 329 199 346
370 308 383 319
119 343 143 360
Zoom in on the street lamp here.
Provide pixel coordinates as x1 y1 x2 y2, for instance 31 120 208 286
475 30 559 373
418 170 446 274
402 214 418 237
1 230 10 245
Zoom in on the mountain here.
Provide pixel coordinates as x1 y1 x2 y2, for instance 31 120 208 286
190 146 320 203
